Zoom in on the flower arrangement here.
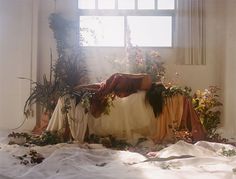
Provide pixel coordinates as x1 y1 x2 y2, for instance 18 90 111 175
192 86 223 139
163 85 223 143
127 47 165 82
108 47 165 82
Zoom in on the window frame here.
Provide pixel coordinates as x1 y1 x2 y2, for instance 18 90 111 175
77 0 176 48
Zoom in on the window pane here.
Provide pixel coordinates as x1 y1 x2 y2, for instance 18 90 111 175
118 0 135 9
98 0 115 9
127 16 172 47
138 0 155 9
80 16 124 46
158 0 175 9
78 0 95 9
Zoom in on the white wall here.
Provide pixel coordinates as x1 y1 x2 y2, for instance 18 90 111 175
37 0 56 82
0 0 38 130
222 0 236 138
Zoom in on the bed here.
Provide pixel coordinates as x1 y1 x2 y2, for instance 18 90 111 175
46 90 205 144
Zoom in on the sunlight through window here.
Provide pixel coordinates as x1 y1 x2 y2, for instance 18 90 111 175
158 0 175 9
128 16 172 47
80 16 124 46
118 0 135 9
78 0 95 9
138 0 155 9
98 0 115 9
78 0 175 47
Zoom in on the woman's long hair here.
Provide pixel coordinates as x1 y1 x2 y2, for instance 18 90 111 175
145 83 166 118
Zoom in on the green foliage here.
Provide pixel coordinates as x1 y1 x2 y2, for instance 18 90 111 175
53 54 88 94
49 13 88 91
37 131 64 145
8 131 30 138
24 13 88 117
192 86 222 138
86 134 131 150
23 55 86 116
8 131 64 146
13 149 45 165
221 147 236 157
27 131 64 146
80 91 94 111
23 75 60 116
49 13 75 57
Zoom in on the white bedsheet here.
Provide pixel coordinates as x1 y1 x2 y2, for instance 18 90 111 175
0 131 236 179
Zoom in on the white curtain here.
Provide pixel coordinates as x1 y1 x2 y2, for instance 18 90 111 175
175 0 206 65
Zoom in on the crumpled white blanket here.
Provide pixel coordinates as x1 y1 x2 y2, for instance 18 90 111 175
1 134 236 179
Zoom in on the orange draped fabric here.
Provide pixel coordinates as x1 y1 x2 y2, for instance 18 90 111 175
151 95 184 143
180 97 206 141
151 95 206 143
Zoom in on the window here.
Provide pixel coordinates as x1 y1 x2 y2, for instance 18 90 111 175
78 0 175 47
128 16 172 47
80 16 124 46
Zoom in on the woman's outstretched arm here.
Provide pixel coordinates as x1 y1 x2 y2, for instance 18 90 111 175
73 83 102 92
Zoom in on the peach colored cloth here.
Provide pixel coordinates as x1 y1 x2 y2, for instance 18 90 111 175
151 95 184 143
32 112 50 135
180 97 206 141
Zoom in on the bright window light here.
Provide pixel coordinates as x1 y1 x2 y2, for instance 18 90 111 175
138 0 155 9
98 0 115 9
118 0 135 9
158 0 175 10
80 16 124 46
78 0 95 9
127 16 172 47
78 0 175 47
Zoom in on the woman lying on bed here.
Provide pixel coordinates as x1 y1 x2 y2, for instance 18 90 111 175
46 73 206 144
73 73 165 118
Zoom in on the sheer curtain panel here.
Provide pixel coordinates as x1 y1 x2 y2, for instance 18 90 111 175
175 0 206 65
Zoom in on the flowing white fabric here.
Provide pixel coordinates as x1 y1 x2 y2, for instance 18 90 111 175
47 92 156 143
47 92 188 144
46 97 66 133
46 96 88 142
88 91 156 143
1 138 236 179
175 0 206 65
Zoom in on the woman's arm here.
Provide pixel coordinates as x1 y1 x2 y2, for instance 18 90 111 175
73 83 102 92
74 73 152 95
